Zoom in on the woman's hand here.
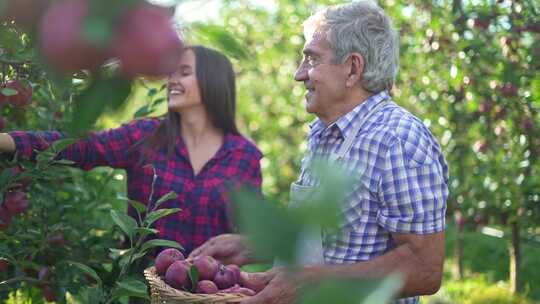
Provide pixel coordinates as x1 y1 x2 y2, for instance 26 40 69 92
188 233 254 266
0 133 16 154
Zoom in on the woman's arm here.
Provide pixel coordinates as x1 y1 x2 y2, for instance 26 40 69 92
3 119 159 169
0 133 16 154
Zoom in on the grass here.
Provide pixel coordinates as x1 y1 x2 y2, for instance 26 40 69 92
421 223 540 304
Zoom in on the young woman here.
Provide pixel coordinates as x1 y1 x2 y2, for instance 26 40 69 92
0 46 263 254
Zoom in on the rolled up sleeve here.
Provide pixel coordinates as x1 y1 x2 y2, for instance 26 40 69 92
377 138 448 234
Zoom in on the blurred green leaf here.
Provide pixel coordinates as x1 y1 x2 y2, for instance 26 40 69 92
232 189 300 263
145 208 181 227
134 227 159 238
154 191 178 209
110 210 138 240
128 199 147 214
115 277 149 300
68 261 103 286
50 138 79 154
0 87 17 96
68 73 131 134
193 23 251 60
140 239 183 253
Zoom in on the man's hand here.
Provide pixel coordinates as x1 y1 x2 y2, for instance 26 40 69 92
240 268 301 304
188 233 252 266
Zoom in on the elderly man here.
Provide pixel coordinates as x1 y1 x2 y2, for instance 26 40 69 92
189 2 448 303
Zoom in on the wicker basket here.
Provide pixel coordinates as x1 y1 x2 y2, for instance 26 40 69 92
144 267 251 304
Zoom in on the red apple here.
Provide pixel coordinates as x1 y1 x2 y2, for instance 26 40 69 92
192 256 219 281
478 100 493 113
499 83 518 97
520 118 534 133
47 233 66 246
0 259 9 272
155 248 184 276
4 79 32 107
473 18 489 30
41 285 56 302
214 264 237 290
0 0 50 30
165 260 192 290
3 191 29 216
39 0 107 73
111 4 183 77
0 206 12 230
195 280 219 294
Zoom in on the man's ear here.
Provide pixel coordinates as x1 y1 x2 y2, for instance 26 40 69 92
345 53 364 88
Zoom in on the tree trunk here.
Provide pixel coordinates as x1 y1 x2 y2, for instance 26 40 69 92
509 221 521 294
453 225 464 279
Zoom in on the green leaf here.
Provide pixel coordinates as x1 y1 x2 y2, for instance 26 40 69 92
144 208 181 227
128 200 147 214
110 210 138 240
119 251 146 268
193 23 251 60
152 97 166 107
232 189 300 263
36 151 57 165
0 87 17 97
50 138 79 154
147 88 158 97
68 74 132 134
53 159 76 165
140 239 183 253
154 191 177 209
189 265 199 289
67 261 102 286
133 105 153 118
134 227 159 238
115 277 149 300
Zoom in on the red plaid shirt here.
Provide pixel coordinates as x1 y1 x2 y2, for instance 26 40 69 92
9 118 262 254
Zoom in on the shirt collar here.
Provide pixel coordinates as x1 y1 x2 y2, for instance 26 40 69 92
308 91 390 139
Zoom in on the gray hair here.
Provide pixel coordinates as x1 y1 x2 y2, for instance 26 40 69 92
304 1 399 93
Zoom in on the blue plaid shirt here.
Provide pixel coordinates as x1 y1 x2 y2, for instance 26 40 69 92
298 91 449 304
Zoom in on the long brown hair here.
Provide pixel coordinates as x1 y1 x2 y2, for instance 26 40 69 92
134 45 239 158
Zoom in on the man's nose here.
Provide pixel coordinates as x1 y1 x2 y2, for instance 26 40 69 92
294 63 308 82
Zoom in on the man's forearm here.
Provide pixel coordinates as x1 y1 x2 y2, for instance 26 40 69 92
302 235 444 297
0 133 16 153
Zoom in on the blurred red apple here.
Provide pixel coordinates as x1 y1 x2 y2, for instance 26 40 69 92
3 190 29 216
41 285 56 302
473 18 489 30
499 83 518 97
47 233 66 246
478 100 493 113
39 0 107 73
0 259 9 272
0 0 50 30
0 206 12 230
520 118 534 133
112 4 183 77
4 79 32 107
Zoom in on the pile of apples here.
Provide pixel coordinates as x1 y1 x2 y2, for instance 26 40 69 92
155 248 263 296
